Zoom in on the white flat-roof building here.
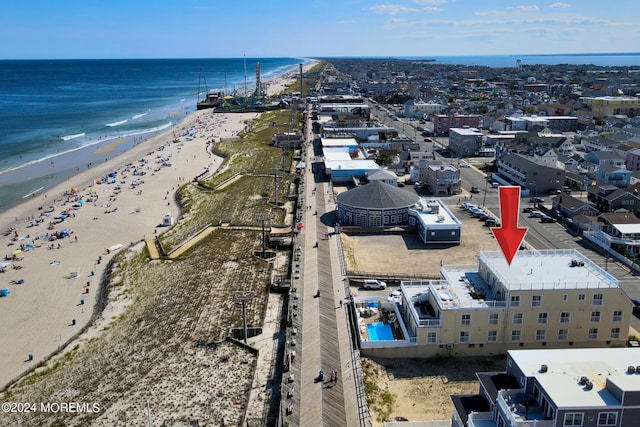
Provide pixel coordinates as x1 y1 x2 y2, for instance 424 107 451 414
408 198 461 244
452 348 640 427
359 249 631 358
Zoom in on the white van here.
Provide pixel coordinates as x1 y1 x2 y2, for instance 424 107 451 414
363 279 387 290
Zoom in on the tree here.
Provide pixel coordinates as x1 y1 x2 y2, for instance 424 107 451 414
375 153 393 167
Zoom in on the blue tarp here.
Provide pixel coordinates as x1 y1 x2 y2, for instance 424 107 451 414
0 288 10 297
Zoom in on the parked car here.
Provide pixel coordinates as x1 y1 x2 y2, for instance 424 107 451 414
530 197 545 203
470 186 480 193
522 207 534 213
362 279 387 290
540 215 556 223
387 290 402 303
529 210 544 218
484 218 498 226
491 182 500 188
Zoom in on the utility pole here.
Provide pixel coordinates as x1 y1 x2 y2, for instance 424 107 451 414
234 291 254 344
270 168 284 207
255 213 273 258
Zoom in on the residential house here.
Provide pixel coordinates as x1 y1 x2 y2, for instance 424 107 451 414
584 150 626 169
596 165 632 187
592 212 640 260
625 148 640 171
366 169 398 186
551 194 600 219
425 164 461 196
587 183 640 214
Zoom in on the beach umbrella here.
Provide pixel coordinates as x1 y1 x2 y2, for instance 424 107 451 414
297 223 304 229
71 187 78 192
11 249 22 256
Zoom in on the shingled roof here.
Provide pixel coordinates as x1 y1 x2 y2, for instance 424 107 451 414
337 181 419 210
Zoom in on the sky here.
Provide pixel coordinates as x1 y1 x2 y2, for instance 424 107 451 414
1 0 639 59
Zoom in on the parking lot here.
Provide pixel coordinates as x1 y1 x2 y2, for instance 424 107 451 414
340 199 503 280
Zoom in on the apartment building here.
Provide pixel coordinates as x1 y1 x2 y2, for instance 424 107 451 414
434 114 483 136
582 96 640 119
452 348 640 427
497 153 565 195
357 249 631 358
449 128 483 157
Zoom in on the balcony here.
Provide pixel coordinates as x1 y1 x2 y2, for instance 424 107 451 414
496 390 553 427
468 412 497 427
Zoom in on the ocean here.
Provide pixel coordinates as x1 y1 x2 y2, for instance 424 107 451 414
426 52 640 68
0 57 309 211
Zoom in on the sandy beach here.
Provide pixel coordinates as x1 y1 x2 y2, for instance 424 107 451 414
0 67 304 389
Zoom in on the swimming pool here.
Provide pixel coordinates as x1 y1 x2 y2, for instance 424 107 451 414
367 322 394 341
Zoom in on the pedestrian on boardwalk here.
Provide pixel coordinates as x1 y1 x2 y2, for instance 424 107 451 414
334 370 339 383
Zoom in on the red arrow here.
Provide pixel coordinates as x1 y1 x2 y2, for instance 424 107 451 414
491 186 528 265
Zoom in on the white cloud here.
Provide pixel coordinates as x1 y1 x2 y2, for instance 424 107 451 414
413 0 448 4
549 2 571 8
510 5 540 13
476 5 539 16
370 4 419 15
422 7 443 12
335 19 356 25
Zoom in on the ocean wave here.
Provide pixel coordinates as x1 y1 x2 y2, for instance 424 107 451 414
1 122 174 177
106 120 128 127
131 112 149 120
60 133 86 141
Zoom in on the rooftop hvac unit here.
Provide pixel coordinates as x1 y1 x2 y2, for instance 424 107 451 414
585 381 593 390
628 366 636 374
540 364 548 373
579 376 589 385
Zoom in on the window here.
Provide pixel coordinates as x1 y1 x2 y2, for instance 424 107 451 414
578 294 585 301
488 330 497 342
536 329 546 341
597 412 618 426
610 327 621 340
460 331 469 343
532 295 542 307
510 295 520 307
588 328 598 340
512 313 523 324
489 313 499 325
562 294 568 301
427 332 437 343
461 314 471 326
564 413 583 426
538 312 548 324
560 312 571 323
590 311 601 322
593 293 603 305
613 310 623 322
558 329 568 340
511 330 521 341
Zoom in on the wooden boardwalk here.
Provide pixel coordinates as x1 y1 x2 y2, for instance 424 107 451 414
284 133 368 426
